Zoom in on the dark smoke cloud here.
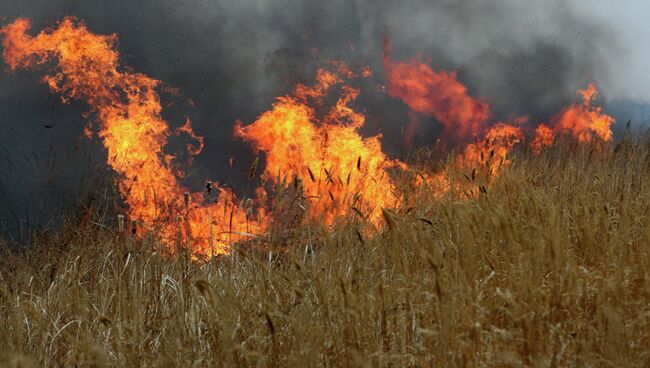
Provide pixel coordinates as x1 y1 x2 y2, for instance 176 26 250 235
0 0 619 239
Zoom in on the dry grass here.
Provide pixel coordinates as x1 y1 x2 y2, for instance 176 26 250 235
1 139 650 367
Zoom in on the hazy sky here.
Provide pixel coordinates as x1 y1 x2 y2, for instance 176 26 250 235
569 1 650 101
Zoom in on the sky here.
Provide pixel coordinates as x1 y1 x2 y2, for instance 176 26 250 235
569 0 650 102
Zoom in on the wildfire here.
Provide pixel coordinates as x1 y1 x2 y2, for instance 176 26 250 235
529 84 614 154
462 123 524 177
382 41 522 187
0 17 264 257
383 38 490 143
235 66 404 225
551 84 614 143
0 18 617 258
531 124 555 154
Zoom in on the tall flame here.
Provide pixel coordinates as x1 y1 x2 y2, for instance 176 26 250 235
382 40 523 188
383 39 490 143
0 17 264 257
551 84 614 142
235 66 404 225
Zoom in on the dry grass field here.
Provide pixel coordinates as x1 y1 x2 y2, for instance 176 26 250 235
1 139 650 367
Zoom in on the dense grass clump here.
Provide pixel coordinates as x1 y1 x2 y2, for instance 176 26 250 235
1 140 650 367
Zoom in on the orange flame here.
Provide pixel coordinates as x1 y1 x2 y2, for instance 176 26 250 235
551 84 614 142
382 41 523 191
415 123 523 200
0 17 264 257
462 123 523 176
383 39 490 142
531 123 555 153
530 85 614 153
235 66 404 225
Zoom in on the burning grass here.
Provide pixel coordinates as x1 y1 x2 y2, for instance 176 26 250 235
0 17 617 260
2 140 650 367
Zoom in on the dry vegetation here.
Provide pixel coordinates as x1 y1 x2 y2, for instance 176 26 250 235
1 139 650 367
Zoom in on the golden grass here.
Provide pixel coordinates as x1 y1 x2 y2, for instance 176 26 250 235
1 139 650 367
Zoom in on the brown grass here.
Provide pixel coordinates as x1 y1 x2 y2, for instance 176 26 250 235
1 139 650 367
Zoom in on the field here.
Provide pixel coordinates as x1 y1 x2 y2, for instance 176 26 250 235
1 139 649 367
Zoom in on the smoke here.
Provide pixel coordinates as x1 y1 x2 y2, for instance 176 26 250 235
0 0 621 239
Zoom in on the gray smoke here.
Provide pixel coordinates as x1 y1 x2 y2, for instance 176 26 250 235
0 0 623 240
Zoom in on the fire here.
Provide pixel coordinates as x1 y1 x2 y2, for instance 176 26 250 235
382 41 522 189
235 66 404 225
531 123 555 153
0 17 618 258
0 17 264 257
462 123 524 177
551 84 614 143
383 38 490 143
529 85 614 153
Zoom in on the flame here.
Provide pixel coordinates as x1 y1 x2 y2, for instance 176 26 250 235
0 17 264 257
235 66 404 225
530 85 614 153
531 123 555 153
383 38 490 142
551 84 614 142
462 123 523 177
382 41 523 191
